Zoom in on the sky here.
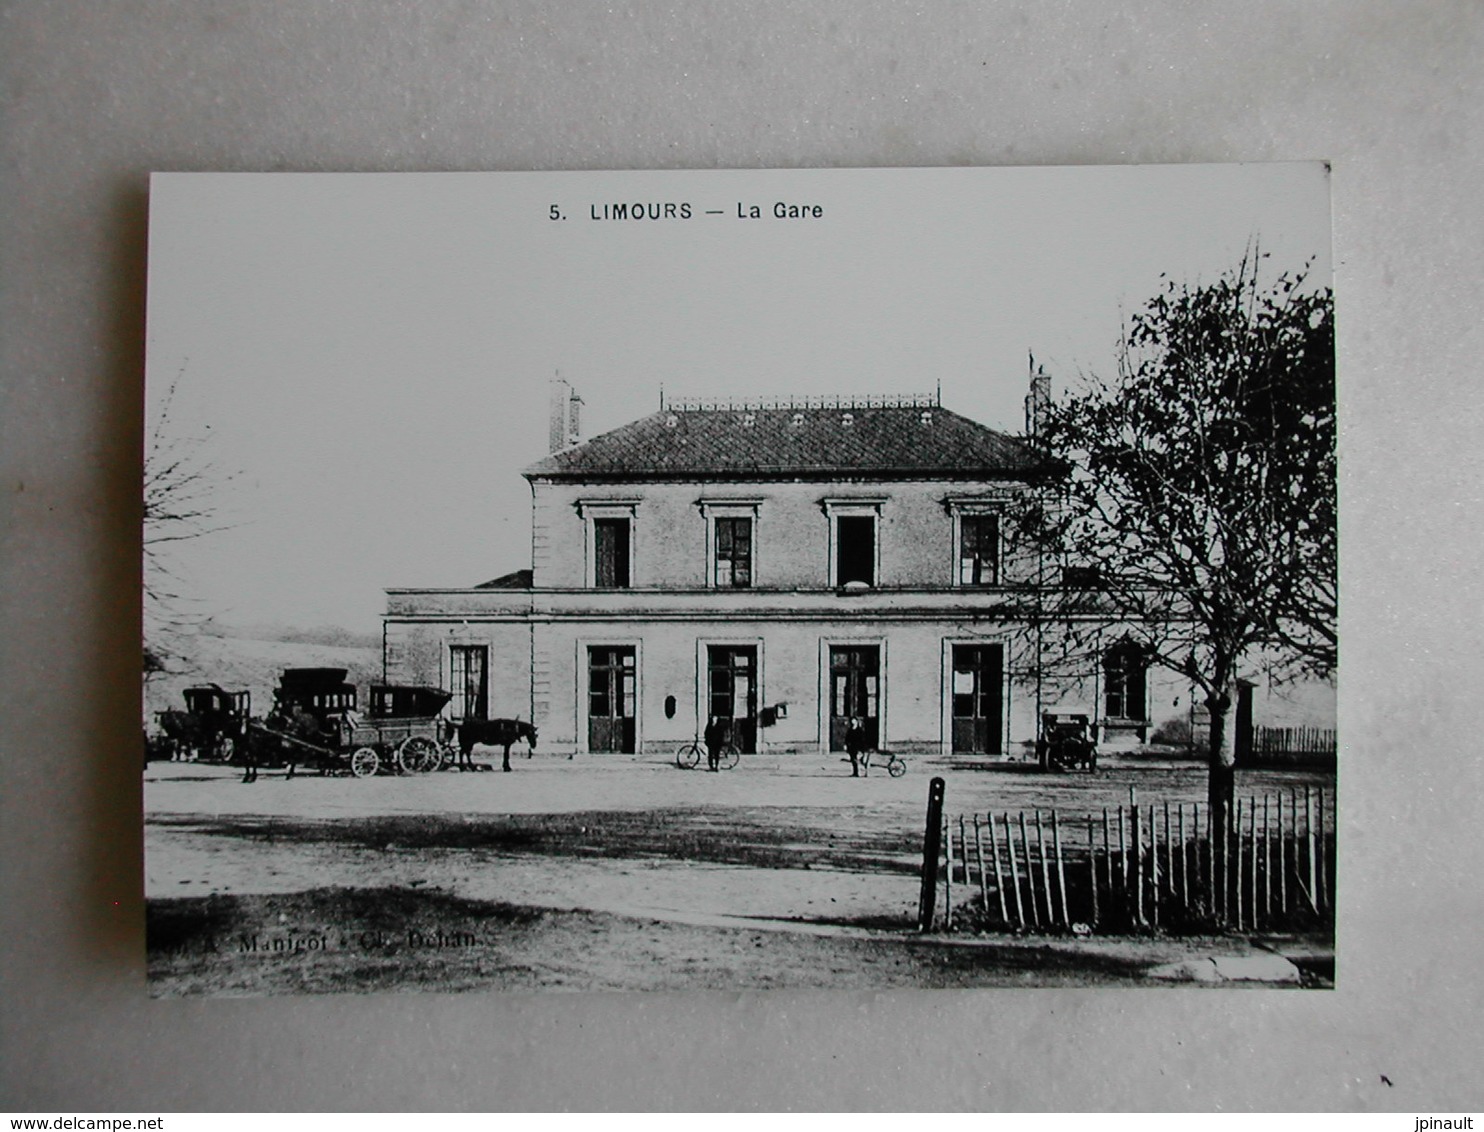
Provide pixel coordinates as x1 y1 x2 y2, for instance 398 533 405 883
144 164 1332 633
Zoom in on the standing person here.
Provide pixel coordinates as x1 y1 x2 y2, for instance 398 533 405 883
704 715 729 772
845 717 870 777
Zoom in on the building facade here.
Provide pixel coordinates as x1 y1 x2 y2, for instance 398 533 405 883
383 380 1330 758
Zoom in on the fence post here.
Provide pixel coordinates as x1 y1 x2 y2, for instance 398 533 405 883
1088 813 1099 928
1116 804 1128 927
1305 785 1318 914
1132 795 1144 927
1193 801 1205 913
1147 804 1159 928
1162 801 1172 915
1230 798 1241 929
1178 802 1189 909
943 812 955 930
1277 790 1288 915
1118 804 1128 891
973 814 989 917
1101 807 1112 909
917 776 945 932
1263 794 1272 924
1020 811 1040 928
1316 787 1328 913
988 813 1009 924
1247 796 1258 931
1004 812 1025 929
960 814 971 915
1052 810 1069 928
1035 810 1053 926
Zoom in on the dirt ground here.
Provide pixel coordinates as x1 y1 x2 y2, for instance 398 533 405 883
144 749 1336 994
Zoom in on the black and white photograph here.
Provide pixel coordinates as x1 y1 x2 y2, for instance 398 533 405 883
142 164 1336 996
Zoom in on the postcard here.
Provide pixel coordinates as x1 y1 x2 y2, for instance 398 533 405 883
144 165 1335 995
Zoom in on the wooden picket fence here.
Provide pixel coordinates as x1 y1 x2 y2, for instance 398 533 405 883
933 787 1333 935
1250 726 1338 768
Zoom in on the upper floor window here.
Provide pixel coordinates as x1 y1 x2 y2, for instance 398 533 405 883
958 514 999 586
823 498 884 589
594 518 630 588
1104 640 1148 721
945 495 1012 588
714 517 753 588
836 516 875 586
699 499 762 589
577 499 639 589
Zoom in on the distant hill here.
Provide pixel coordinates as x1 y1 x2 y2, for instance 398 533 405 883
225 622 381 649
144 624 382 724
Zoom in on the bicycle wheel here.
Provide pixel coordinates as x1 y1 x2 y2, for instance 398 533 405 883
718 745 740 770
887 755 906 778
676 742 702 769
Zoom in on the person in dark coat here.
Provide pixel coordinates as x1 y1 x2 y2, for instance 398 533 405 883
845 717 870 777
703 715 729 772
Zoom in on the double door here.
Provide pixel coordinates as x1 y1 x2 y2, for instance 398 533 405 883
951 644 1003 754
587 646 636 753
707 646 757 754
829 646 880 751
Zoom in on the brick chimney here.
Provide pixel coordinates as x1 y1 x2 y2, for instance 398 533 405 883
548 377 584 452
1025 353 1051 439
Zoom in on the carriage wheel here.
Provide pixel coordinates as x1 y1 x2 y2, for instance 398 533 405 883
350 747 380 778
397 736 439 775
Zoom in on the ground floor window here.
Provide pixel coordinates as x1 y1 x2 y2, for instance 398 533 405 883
449 645 488 721
1104 640 1148 722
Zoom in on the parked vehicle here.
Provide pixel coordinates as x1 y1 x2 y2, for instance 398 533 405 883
154 684 251 762
1036 712 1098 772
246 670 452 777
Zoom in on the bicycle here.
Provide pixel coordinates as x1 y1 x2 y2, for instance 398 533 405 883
861 748 907 778
675 738 740 770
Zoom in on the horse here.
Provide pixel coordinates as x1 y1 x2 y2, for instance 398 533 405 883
155 710 200 761
249 707 328 782
157 707 248 766
447 718 538 773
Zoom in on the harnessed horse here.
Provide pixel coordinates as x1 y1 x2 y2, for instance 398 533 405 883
447 718 538 772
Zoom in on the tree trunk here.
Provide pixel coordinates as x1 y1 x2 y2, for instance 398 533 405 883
1206 688 1236 923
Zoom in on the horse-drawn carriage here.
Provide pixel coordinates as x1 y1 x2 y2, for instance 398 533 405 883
155 684 251 762
244 669 452 779
1035 712 1098 772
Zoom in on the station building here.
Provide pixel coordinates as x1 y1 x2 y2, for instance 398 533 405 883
381 379 1331 759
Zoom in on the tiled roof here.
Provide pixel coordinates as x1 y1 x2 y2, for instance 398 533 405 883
477 569 534 588
524 405 1048 482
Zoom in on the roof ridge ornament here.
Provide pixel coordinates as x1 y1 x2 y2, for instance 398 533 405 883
667 392 939 412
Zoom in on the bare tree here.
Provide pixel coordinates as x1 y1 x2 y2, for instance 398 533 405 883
1011 253 1335 916
143 370 237 676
